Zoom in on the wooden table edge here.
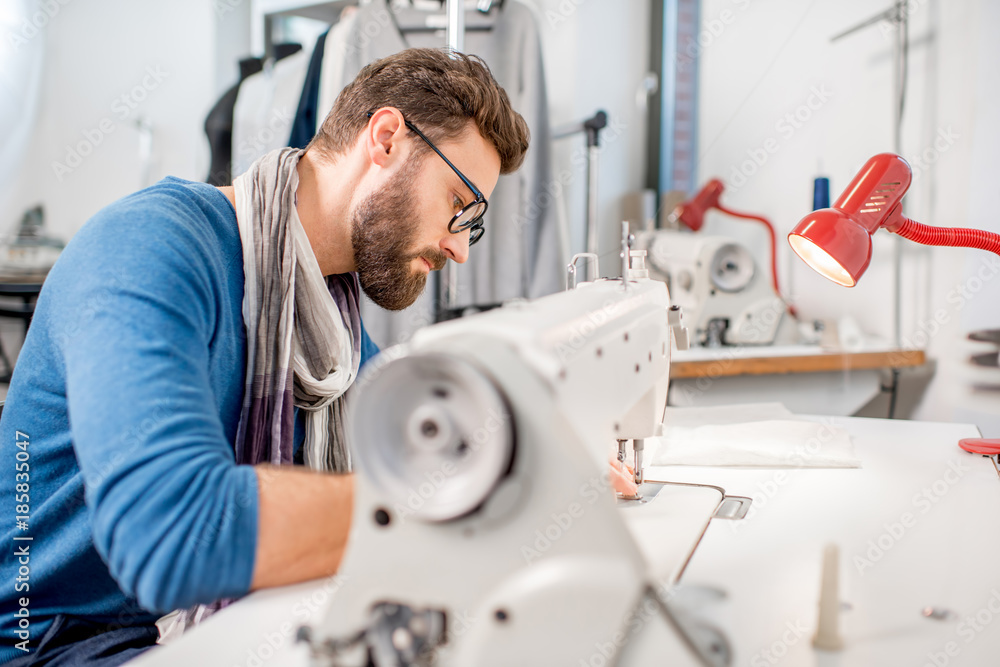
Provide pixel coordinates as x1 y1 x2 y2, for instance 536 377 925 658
670 349 927 379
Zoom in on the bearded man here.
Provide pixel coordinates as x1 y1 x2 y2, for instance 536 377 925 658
0 48 528 666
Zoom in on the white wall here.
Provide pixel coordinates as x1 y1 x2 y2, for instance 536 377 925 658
1 0 250 243
695 0 1000 432
521 0 653 272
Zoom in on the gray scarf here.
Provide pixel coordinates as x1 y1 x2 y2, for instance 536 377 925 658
164 148 361 636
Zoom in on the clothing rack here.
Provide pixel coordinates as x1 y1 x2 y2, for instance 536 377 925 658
254 0 501 60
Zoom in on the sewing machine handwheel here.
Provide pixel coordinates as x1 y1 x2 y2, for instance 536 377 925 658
351 352 515 522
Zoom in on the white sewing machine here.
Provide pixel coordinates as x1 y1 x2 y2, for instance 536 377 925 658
300 231 742 666
635 229 797 347
135 227 745 666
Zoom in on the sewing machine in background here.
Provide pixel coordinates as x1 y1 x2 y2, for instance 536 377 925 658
630 180 800 348
635 229 798 347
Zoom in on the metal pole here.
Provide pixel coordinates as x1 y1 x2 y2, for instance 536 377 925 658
586 145 600 260
447 0 465 53
583 111 607 279
831 3 908 348
892 0 907 348
443 0 464 311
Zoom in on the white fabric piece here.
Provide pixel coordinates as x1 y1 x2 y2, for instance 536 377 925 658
316 7 358 133
231 49 310 177
648 403 860 468
0 0 43 218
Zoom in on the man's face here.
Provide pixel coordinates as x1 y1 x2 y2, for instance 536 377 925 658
351 124 501 311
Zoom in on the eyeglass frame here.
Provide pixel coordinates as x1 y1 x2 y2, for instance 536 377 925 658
365 111 488 245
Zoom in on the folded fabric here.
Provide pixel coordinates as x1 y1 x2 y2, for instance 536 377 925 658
647 403 860 468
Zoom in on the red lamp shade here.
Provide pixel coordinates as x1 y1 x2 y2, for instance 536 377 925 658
788 153 911 287
674 179 725 232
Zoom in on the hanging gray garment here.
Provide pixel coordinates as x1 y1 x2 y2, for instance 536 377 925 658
333 0 561 348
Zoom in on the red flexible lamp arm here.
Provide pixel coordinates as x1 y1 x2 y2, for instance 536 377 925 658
713 202 793 315
890 218 1000 255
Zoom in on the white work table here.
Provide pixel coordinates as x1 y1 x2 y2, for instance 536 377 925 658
133 414 999 666
647 414 1000 666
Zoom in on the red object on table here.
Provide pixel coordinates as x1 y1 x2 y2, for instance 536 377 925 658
959 438 1000 456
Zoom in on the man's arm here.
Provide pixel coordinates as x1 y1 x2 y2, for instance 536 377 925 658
250 466 353 589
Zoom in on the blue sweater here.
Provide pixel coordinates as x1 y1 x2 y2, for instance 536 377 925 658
0 177 378 662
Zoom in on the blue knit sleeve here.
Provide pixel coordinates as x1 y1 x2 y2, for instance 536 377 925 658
359 317 380 370
51 194 258 613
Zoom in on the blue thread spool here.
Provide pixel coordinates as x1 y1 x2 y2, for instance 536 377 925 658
813 177 830 210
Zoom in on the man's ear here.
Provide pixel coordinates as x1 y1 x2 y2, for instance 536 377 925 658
365 108 408 168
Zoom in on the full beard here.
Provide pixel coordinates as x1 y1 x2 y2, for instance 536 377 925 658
351 160 446 311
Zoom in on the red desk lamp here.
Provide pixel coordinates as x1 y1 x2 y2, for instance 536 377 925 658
674 179 795 315
787 153 1000 286
788 152 1000 460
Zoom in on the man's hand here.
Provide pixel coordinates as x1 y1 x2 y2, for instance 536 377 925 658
608 457 638 497
250 465 354 590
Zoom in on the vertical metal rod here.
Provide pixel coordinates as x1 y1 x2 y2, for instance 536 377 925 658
620 221 630 291
447 0 465 53
892 0 907 348
443 0 465 311
633 438 645 485
586 145 600 262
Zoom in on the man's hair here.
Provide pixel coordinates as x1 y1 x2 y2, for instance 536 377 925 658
308 48 529 174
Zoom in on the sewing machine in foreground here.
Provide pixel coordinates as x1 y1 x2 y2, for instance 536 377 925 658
133 223 1000 667
301 227 744 666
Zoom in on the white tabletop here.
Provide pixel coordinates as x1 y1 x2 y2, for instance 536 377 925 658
134 415 999 666
646 415 1000 666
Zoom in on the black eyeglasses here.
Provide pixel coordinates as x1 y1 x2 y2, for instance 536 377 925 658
367 112 488 245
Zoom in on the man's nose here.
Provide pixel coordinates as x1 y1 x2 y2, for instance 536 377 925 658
440 230 470 265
